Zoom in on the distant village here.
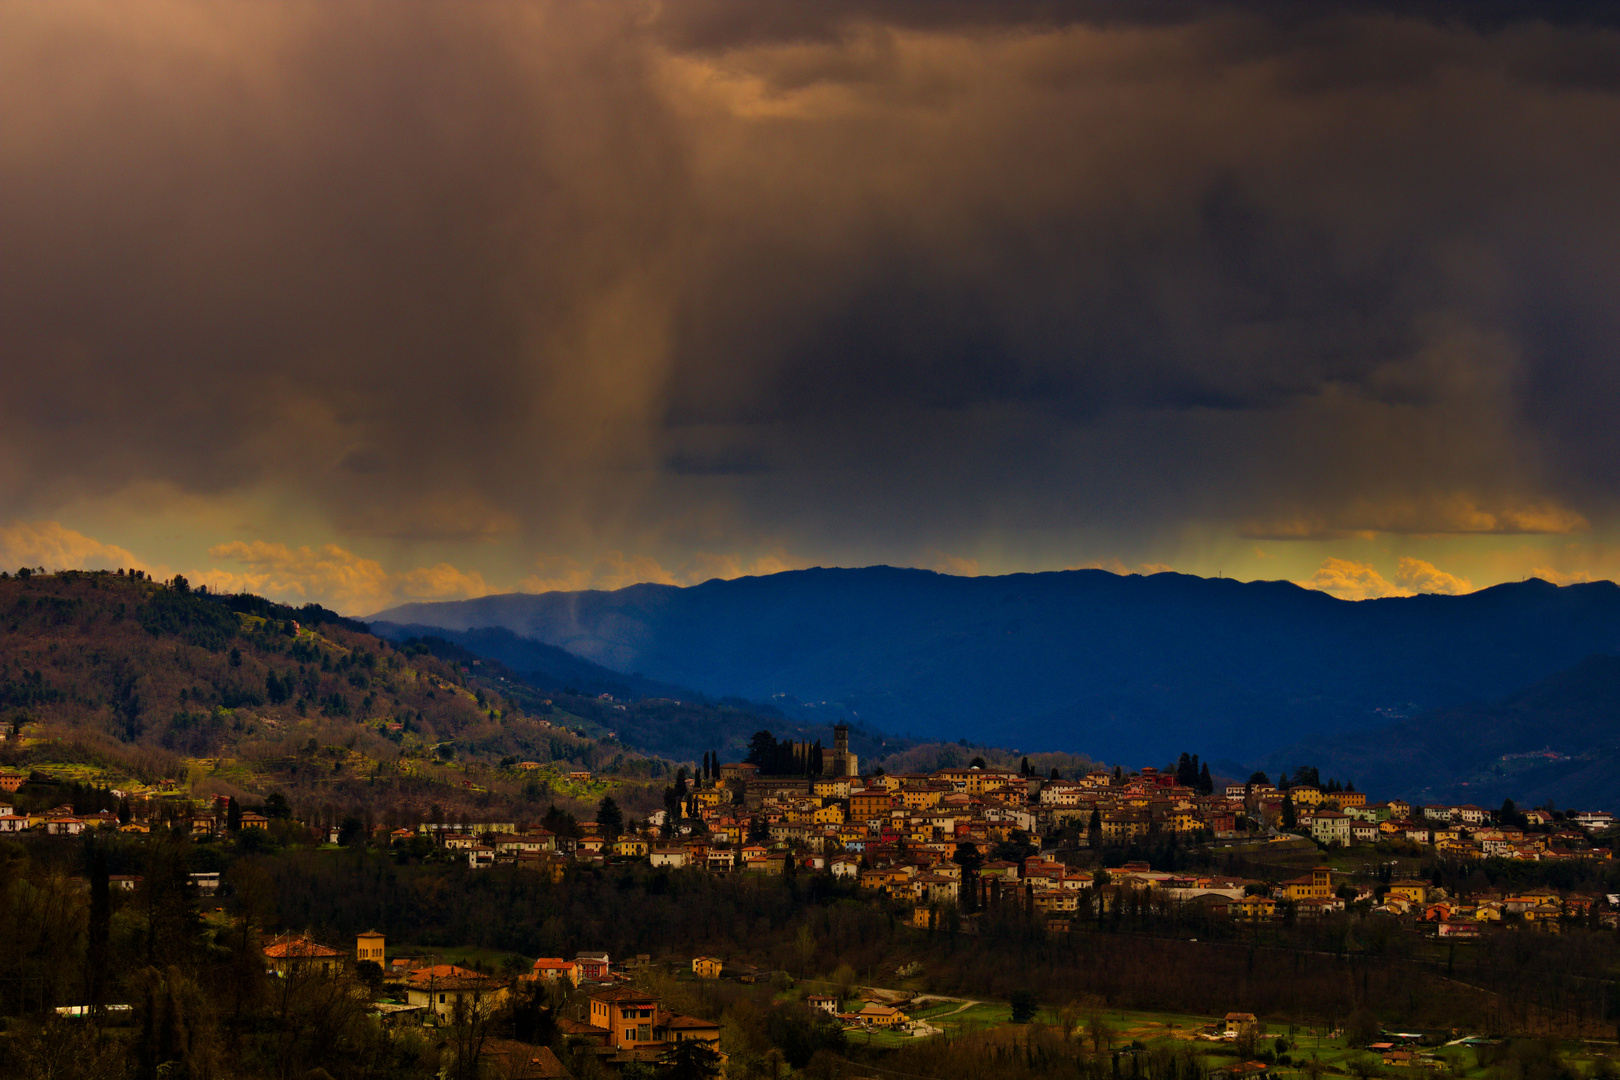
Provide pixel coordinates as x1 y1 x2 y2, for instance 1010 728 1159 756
5 723 1616 951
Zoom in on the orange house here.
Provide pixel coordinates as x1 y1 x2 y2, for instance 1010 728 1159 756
850 789 892 822
525 958 581 986
590 988 662 1049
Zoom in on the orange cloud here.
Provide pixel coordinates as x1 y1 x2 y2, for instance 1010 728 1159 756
0 521 145 573
1393 557 1472 595
1529 566 1596 586
928 552 981 577
1242 497 1589 540
1300 556 1474 600
200 540 487 614
1299 558 1402 601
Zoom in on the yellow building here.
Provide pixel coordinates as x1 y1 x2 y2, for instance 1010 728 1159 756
899 786 944 810
692 956 723 979
1283 867 1333 901
1232 895 1276 920
812 804 845 826
1387 880 1428 905
356 929 385 965
857 1002 910 1027
850 789 892 821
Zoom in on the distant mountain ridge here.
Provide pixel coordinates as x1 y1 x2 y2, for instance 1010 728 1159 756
366 623 690 702
370 567 1620 764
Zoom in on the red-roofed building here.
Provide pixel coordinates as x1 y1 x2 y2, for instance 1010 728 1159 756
262 932 346 977
405 965 509 1021
524 958 581 986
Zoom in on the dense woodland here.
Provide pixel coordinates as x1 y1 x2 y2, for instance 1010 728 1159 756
0 571 736 822
4 826 1620 1079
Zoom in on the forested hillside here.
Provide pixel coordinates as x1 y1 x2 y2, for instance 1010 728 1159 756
0 570 678 822
372 624 889 762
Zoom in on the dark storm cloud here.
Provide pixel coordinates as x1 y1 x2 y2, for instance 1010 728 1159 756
2 1 1619 559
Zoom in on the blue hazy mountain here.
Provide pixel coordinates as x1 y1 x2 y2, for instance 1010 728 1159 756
1263 653 1620 808
370 567 1620 764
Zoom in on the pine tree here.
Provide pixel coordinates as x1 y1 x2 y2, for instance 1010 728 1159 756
1197 761 1213 795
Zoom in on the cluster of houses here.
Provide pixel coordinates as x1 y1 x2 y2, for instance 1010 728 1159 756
389 761 1620 937
262 928 516 1024
691 957 924 1034
0 787 271 838
8 757 1616 939
259 931 714 1075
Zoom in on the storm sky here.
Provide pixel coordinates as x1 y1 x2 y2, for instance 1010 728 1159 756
4 1 1620 613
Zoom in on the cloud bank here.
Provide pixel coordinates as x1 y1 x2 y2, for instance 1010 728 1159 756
3 2 1619 601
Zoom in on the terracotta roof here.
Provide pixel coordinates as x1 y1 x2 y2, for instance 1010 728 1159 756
406 964 488 984
481 1040 572 1079
263 934 344 959
418 976 502 992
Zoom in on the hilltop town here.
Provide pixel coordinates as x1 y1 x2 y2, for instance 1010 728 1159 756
8 721 1615 941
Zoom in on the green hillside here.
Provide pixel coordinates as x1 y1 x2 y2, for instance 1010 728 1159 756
0 569 680 822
